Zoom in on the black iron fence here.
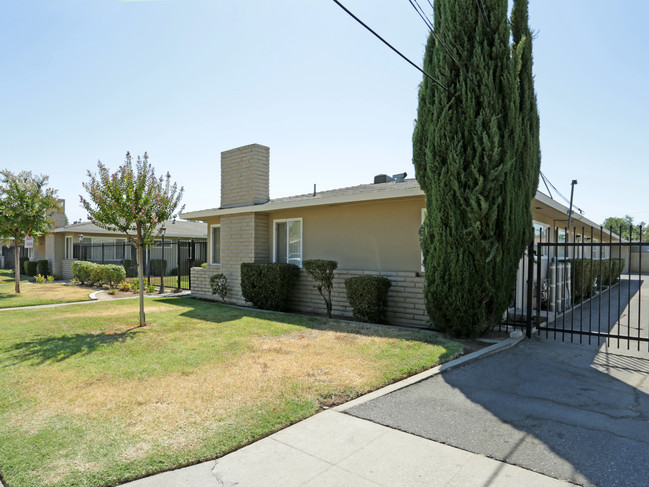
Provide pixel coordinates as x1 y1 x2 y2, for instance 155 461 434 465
73 239 207 290
501 225 647 351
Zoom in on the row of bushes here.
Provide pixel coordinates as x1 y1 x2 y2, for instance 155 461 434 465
237 261 392 324
571 258 625 302
71 261 126 288
22 259 49 277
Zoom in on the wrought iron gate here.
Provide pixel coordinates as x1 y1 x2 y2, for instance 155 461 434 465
505 225 647 351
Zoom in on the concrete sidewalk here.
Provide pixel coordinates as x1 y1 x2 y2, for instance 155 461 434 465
122 410 572 487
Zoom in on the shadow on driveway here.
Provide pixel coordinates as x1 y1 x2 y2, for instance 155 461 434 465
346 338 649 486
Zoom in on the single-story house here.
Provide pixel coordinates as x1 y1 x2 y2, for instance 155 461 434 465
23 202 207 279
181 143 622 326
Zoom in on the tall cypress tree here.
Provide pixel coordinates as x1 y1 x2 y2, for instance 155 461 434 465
414 0 539 338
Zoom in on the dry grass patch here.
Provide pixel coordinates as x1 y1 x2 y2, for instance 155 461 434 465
0 297 461 487
0 270 92 308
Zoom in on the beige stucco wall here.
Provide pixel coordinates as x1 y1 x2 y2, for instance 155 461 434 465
268 196 425 272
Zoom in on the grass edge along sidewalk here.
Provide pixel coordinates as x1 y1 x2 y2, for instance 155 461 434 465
0 269 91 308
0 297 462 487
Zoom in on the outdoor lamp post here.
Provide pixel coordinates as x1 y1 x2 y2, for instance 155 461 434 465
159 224 166 294
78 234 84 261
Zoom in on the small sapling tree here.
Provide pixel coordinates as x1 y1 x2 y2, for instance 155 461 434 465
81 152 184 326
303 259 338 318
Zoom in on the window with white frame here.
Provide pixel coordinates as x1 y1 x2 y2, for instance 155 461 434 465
210 225 221 265
274 218 302 266
65 236 73 260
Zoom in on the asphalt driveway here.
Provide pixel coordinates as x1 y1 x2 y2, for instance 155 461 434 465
346 337 649 487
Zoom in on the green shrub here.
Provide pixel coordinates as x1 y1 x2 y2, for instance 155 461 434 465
37 259 49 276
571 259 597 302
344 275 392 324
103 264 126 288
118 281 132 292
122 259 138 278
240 262 300 311
71 261 93 285
19 256 29 272
150 259 167 276
209 273 228 302
303 259 338 318
607 258 625 285
47 275 55 283
24 260 39 276
71 261 125 287
146 283 156 293
35 274 47 284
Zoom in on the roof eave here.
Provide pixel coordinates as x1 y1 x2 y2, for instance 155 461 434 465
181 186 426 220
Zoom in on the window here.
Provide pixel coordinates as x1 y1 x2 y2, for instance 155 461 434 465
210 225 221 265
65 236 73 260
274 218 302 266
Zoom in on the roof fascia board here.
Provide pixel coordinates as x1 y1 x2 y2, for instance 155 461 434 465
181 186 426 220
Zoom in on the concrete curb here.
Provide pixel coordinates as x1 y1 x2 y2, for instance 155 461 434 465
334 333 526 412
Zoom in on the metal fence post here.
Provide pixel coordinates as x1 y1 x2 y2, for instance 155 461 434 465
526 241 534 338
177 240 182 290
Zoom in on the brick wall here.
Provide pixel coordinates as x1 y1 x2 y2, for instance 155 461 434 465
220 144 270 208
191 266 429 328
62 260 74 280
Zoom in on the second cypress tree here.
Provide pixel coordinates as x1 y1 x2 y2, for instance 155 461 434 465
414 0 539 338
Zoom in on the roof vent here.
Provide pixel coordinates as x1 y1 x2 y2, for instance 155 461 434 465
374 174 389 184
373 172 408 184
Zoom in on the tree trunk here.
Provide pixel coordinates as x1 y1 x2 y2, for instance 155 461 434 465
14 244 21 293
137 242 146 326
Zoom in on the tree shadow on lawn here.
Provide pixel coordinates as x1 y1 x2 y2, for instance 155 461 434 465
158 296 460 350
1 329 137 367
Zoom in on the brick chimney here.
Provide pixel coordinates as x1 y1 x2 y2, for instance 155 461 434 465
220 144 270 208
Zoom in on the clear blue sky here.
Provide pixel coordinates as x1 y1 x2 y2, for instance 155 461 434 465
2 0 647 227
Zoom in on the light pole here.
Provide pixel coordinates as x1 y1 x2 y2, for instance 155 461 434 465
159 225 166 294
78 234 84 261
567 180 578 233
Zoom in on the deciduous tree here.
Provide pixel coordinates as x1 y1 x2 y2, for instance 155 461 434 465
81 152 184 326
0 171 61 293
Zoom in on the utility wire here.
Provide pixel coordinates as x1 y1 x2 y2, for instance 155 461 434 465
407 0 464 71
331 0 450 93
540 172 584 215
408 0 434 31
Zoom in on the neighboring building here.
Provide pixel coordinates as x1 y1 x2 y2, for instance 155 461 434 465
181 143 621 327
47 219 207 280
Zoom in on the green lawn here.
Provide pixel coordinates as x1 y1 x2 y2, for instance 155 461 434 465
0 270 91 308
0 298 462 487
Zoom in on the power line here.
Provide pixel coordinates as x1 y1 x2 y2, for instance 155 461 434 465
406 0 466 73
331 0 450 93
408 0 433 31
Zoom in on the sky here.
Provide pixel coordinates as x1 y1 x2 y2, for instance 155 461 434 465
1 0 648 227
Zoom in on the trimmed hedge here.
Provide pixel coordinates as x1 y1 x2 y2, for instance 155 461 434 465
571 258 626 302
571 259 596 302
344 275 392 324
37 259 49 276
601 258 624 286
150 259 167 277
19 256 29 272
240 262 300 311
23 260 39 276
71 261 126 288
122 259 138 278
